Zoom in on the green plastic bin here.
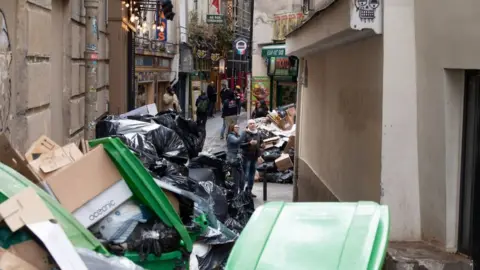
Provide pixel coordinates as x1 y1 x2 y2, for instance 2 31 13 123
0 162 108 254
89 137 197 269
225 201 390 270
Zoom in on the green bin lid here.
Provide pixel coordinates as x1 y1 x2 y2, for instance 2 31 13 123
225 201 389 270
89 137 193 252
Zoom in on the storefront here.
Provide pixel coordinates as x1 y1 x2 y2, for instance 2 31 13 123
258 44 299 108
135 54 172 111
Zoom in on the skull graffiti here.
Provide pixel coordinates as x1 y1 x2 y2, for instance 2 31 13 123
355 0 379 22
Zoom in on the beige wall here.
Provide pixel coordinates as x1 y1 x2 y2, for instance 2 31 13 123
0 0 109 150
298 35 383 202
413 0 480 249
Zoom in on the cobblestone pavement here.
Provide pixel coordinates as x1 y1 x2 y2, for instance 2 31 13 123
202 111 292 206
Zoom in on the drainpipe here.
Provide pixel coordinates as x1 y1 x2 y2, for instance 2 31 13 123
170 0 181 88
84 0 99 140
292 57 304 202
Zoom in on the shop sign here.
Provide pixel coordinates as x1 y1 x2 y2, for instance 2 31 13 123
267 56 298 77
262 47 285 57
206 14 224 24
137 71 156 82
156 11 168 42
251 76 271 106
233 38 248 55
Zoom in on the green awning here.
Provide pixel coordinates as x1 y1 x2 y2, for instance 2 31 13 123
262 44 286 58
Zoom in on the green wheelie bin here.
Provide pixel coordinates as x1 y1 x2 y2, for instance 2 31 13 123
225 201 390 270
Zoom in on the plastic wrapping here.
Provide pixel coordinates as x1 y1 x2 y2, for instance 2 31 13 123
196 243 234 270
76 248 145 270
256 162 276 172
154 177 239 245
96 117 189 163
262 148 282 161
190 153 230 187
127 221 181 261
91 201 151 244
151 112 206 158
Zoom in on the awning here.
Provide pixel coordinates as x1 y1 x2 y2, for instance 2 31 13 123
261 44 286 58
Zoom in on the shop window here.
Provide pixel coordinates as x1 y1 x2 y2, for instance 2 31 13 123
136 84 147 107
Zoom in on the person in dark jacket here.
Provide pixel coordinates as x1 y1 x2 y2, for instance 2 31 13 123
234 85 242 115
251 100 269 118
220 84 233 104
207 81 217 117
220 98 238 139
242 119 263 197
195 91 209 128
227 124 246 193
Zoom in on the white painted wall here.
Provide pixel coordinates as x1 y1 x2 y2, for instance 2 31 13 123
251 0 302 77
381 0 421 241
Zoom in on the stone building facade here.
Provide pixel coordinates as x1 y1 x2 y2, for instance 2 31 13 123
0 0 109 151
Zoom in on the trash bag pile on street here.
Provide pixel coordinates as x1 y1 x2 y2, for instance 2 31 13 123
254 105 297 185
0 105 255 270
96 110 255 269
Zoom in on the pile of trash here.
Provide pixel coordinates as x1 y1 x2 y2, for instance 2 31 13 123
255 104 296 184
0 104 255 270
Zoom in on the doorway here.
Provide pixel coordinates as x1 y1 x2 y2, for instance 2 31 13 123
459 70 480 265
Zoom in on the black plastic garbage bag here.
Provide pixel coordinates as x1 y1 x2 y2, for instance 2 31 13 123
127 221 180 262
279 170 294 184
118 133 159 165
197 243 235 270
151 112 206 158
256 162 276 173
150 158 189 177
228 191 254 227
262 148 282 161
96 116 159 138
154 177 239 245
263 172 282 183
96 117 189 163
190 153 229 186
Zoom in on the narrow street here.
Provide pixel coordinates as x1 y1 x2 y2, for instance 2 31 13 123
202 111 293 206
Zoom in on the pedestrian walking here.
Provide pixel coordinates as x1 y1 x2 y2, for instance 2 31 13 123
234 85 243 115
220 97 238 140
195 90 209 128
226 124 246 193
162 86 182 113
220 84 231 104
207 81 217 117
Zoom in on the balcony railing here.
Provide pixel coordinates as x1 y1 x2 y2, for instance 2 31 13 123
135 36 176 55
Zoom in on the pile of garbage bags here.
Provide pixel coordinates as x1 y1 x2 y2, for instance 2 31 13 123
96 111 255 269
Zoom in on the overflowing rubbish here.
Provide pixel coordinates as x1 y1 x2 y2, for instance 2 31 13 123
0 105 255 270
250 105 297 185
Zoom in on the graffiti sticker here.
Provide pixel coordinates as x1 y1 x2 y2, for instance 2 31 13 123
86 44 97 51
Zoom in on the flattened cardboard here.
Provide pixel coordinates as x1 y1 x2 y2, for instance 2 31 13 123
25 136 61 162
0 188 87 270
28 143 83 178
0 188 54 232
0 134 41 184
7 241 56 270
283 135 296 153
263 136 280 144
46 145 123 212
0 248 39 270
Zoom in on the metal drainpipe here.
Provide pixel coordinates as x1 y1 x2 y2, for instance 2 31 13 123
292 57 304 202
84 0 99 140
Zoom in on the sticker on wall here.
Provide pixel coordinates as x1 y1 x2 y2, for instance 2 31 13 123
86 44 97 51
350 0 382 34
0 9 12 133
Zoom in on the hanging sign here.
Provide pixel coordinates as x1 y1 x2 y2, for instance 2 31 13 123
233 38 248 55
210 52 221 62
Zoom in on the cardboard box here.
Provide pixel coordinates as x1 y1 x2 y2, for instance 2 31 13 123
24 135 61 162
0 188 87 270
275 153 293 171
44 145 124 213
72 179 133 228
6 241 56 270
283 135 296 153
0 134 42 184
28 143 84 180
0 248 39 270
